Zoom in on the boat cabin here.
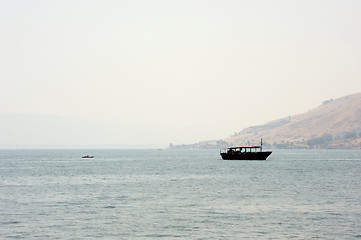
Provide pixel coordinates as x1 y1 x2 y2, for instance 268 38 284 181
220 146 263 154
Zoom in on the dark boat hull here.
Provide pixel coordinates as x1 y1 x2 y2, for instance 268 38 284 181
221 151 272 160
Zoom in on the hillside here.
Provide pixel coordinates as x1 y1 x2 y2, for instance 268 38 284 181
175 92 361 149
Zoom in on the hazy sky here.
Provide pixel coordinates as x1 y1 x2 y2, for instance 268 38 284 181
1 0 361 144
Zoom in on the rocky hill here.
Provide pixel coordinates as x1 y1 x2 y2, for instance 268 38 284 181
175 92 361 149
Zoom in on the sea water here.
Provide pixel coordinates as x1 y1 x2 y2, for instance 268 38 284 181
1 149 361 239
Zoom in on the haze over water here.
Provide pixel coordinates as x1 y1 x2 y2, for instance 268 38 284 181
1 149 361 239
1 1 361 145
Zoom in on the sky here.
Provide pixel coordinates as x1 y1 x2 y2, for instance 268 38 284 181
1 0 361 145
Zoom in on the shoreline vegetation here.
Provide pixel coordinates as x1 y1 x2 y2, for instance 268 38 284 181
170 135 361 150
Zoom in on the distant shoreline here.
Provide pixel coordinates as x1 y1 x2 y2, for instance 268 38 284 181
0 144 168 150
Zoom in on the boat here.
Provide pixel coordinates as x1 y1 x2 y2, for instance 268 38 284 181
82 155 94 158
220 139 272 160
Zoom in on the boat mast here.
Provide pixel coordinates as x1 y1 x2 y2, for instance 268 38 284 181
261 138 263 152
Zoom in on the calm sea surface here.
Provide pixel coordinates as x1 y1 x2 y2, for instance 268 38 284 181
1 149 361 239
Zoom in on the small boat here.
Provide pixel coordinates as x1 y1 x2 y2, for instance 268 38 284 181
82 155 94 158
220 139 272 160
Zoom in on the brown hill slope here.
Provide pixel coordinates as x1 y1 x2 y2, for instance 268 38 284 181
226 92 361 149
173 92 361 149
